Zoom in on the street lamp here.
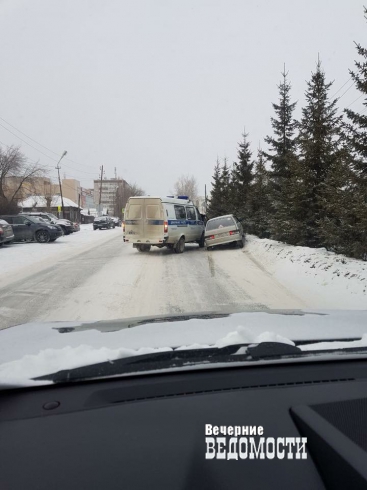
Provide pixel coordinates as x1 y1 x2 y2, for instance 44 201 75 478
56 151 67 218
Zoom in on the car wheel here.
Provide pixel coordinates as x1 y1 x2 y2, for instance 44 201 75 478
207 246 214 251
93 227 97 230
35 230 51 243
137 244 151 252
198 233 205 248
174 236 185 254
237 236 245 248
0 242 3 247
50 238 57 242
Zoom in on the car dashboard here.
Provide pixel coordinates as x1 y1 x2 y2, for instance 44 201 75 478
1 359 367 489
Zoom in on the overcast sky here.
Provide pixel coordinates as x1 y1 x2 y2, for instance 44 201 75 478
0 0 365 196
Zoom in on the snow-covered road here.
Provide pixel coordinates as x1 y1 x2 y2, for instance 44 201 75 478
0 225 366 330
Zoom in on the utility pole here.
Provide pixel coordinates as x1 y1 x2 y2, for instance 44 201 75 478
204 184 207 214
99 165 104 216
56 151 67 218
78 193 81 222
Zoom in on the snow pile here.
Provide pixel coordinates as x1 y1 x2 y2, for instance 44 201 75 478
0 326 296 382
3 324 367 384
0 344 173 381
300 333 367 352
214 326 295 348
246 235 367 309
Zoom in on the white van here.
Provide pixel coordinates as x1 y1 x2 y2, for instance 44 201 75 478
123 196 205 253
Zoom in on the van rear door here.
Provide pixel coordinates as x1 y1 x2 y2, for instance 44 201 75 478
144 198 165 241
125 199 144 240
125 198 164 242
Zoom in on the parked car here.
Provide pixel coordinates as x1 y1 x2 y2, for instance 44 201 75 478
20 212 74 235
93 216 115 230
205 214 245 250
0 219 14 246
31 217 65 236
111 217 122 227
0 215 63 243
72 222 80 232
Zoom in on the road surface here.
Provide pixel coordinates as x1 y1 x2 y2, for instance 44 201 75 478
0 228 308 329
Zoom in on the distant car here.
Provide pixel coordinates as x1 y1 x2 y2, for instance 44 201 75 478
0 215 62 243
0 219 14 246
110 216 122 227
205 214 245 250
20 212 74 235
93 216 115 230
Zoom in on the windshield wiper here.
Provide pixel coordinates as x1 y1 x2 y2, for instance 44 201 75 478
35 341 355 383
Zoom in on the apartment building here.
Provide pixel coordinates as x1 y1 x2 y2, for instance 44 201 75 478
93 178 127 215
4 176 53 202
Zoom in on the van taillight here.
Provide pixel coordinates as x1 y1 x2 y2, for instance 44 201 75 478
164 221 168 233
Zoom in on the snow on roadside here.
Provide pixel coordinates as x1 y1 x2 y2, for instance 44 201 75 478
0 224 122 281
245 235 367 309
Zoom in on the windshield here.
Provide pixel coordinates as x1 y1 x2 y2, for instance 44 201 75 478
0 1 367 386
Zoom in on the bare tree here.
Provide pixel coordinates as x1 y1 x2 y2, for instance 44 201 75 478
127 182 145 198
173 174 198 202
0 145 47 214
114 181 145 217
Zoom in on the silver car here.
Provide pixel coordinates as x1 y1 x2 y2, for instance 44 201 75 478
205 214 245 250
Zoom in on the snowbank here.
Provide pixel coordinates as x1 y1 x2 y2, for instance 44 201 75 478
245 235 367 309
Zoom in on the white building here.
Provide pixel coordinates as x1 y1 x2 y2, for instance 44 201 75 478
93 178 126 215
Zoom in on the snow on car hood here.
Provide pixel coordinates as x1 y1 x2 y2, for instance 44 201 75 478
1 309 367 386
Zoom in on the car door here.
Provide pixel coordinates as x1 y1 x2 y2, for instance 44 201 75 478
10 216 32 241
172 204 187 238
186 206 198 241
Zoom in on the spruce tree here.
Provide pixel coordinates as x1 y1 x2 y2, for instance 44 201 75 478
221 157 232 214
207 158 232 218
263 68 298 240
341 6 367 259
345 6 367 176
231 131 254 219
249 149 271 238
207 158 223 219
318 146 367 259
264 68 297 181
297 59 343 247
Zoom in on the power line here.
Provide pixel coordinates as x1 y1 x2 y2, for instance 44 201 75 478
0 139 96 189
330 77 352 98
0 116 63 158
0 114 99 172
0 122 99 176
336 82 355 101
346 94 364 108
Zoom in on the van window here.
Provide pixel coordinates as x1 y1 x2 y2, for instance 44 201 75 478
186 207 196 220
128 204 142 219
146 205 161 219
174 205 186 219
